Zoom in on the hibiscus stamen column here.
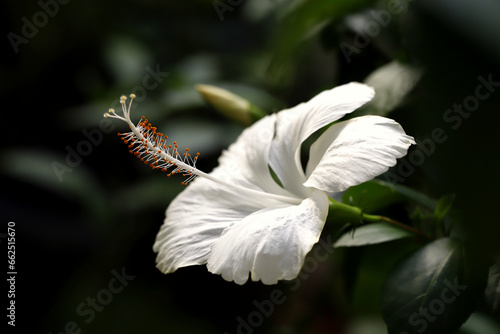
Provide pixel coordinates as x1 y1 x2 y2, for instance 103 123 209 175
104 94 302 205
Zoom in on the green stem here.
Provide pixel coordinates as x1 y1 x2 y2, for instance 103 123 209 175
328 200 365 224
377 215 433 241
328 200 433 241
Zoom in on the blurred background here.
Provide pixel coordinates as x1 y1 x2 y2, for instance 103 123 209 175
2 0 500 333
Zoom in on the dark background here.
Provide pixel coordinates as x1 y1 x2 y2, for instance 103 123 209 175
2 0 499 333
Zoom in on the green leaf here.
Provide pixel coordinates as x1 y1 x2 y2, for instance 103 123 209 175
268 0 374 79
433 193 456 223
376 180 438 210
484 259 500 314
381 238 488 334
460 312 500 334
343 180 440 214
345 316 388 334
409 206 428 223
342 180 405 213
349 240 421 314
433 193 456 236
334 222 413 248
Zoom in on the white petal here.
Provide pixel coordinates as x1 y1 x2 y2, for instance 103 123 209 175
154 114 298 274
153 180 235 274
269 83 375 196
214 112 293 197
153 175 272 274
304 115 415 193
206 190 329 285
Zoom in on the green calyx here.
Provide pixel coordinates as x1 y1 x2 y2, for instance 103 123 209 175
328 200 380 225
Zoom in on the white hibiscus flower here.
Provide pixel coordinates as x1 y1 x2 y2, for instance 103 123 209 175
105 83 415 285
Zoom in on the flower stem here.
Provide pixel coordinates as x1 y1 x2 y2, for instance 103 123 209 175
375 215 434 241
328 200 433 240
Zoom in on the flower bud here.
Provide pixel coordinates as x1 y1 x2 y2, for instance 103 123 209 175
195 84 266 125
